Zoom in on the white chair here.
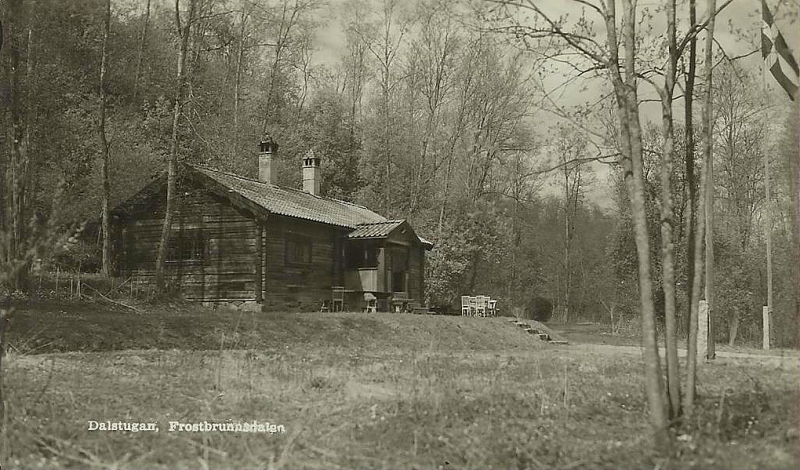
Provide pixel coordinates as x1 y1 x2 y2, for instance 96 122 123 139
461 296 471 316
476 296 488 317
364 293 377 313
468 296 478 316
488 299 497 316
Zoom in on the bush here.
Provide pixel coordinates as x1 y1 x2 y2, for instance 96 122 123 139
524 297 554 322
50 240 101 273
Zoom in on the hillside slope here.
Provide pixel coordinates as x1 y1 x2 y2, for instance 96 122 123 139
9 302 557 354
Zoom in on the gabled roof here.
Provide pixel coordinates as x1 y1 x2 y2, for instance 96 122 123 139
190 165 386 228
347 220 405 239
112 163 434 248
348 219 434 249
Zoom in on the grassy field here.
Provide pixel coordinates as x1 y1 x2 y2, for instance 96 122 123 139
3 302 799 469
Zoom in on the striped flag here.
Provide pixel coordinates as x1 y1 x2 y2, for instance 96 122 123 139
762 0 799 101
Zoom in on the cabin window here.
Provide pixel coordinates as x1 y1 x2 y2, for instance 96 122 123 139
286 237 312 265
167 229 205 262
345 240 378 269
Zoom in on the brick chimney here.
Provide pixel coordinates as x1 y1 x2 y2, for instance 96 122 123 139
258 135 278 184
302 148 320 196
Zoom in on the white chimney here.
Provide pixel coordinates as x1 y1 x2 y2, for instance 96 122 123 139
258 135 278 184
302 149 320 196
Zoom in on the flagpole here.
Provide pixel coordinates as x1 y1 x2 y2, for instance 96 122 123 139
704 125 715 359
704 0 718 360
764 125 774 350
761 0 776 350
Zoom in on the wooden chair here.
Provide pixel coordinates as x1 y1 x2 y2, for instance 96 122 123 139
364 293 377 313
332 286 345 312
320 300 330 312
468 296 478 316
476 295 488 317
461 296 471 316
488 299 497 316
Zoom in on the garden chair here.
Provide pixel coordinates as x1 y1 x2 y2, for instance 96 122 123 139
488 299 498 316
332 286 345 312
476 295 488 317
468 296 478 316
364 293 378 313
461 296 471 316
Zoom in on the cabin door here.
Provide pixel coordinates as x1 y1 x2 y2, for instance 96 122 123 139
389 246 408 295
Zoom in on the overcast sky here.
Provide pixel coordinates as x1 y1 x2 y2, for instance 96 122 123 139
313 0 798 209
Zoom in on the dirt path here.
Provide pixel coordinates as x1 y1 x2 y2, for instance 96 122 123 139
566 342 800 368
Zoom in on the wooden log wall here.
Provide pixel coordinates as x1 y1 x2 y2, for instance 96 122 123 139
113 178 426 310
408 246 424 302
116 182 258 302
384 227 426 304
260 214 338 312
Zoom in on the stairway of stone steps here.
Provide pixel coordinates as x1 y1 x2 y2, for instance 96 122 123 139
507 318 569 345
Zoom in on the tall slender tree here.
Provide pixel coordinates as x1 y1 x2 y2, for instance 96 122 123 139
98 0 112 277
133 0 151 99
154 0 198 292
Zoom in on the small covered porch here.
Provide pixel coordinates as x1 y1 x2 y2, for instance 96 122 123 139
339 220 432 312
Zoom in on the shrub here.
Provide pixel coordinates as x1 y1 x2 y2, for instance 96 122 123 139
524 297 554 322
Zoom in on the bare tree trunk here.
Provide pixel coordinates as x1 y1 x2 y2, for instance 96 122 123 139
99 0 112 278
605 0 669 451
686 0 718 417
133 0 151 99
154 0 197 292
21 28 34 234
685 134 707 418
660 0 681 421
260 0 306 134
563 162 571 324
437 153 453 238
233 0 248 158
0 0 25 439
4 0 29 291
684 0 698 338
728 307 739 346
703 0 718 361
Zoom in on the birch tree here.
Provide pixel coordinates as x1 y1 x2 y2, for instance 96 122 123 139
133 0 151 99
98 0 112 277
490 0 733 449
154 0 198 292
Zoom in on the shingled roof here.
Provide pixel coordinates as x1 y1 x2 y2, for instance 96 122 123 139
347 219 434 249
347 220 406 239
190 165 386 228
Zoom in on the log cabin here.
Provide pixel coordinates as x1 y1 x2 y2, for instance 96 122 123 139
110 137 433 312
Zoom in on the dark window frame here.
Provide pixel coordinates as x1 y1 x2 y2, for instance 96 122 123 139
344 240 378 269
285 236 313 266
167 229 206 263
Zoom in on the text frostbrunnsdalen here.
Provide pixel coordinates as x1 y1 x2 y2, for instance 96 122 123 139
168 421 286 433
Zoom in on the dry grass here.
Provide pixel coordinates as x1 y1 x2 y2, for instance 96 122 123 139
3 304 799 469
7 302 550 354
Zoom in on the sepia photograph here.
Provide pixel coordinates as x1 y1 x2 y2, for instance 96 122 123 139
0 0 798 468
